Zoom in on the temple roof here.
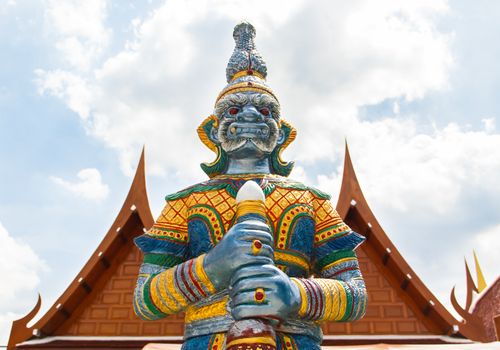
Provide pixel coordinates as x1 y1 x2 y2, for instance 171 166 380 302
9 144 494 350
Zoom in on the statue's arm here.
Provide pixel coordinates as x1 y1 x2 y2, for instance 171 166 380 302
134 253 216 320
291 198 367 322
133 199 215 320
292 249 367 321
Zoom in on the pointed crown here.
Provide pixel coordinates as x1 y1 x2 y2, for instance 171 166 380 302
215 22 278 105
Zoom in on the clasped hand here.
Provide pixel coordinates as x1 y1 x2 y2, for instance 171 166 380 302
203 219 301 321
229 263 300 322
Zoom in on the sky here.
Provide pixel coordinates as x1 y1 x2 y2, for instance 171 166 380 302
1 0 500 345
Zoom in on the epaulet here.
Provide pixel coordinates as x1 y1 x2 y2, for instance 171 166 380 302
308 186 331 200
164 181 227 201
273 179 331 200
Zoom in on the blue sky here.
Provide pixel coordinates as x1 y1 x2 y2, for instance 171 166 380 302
1 0 500 344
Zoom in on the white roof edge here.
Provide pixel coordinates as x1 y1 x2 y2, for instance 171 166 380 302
321 335 472 344
17 335 184 346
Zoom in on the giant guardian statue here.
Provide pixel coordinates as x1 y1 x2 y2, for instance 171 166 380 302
133 22 367 350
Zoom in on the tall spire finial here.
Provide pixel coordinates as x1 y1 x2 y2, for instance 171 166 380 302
473 250 487 292
226 22 267 83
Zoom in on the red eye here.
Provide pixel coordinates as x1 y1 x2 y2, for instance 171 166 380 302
229 107 239 115
260 108 270 116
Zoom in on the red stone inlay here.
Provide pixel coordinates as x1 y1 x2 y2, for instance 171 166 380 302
255 290 265 301
254 240 262 249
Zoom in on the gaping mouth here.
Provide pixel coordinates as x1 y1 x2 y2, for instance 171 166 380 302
227 122 270 139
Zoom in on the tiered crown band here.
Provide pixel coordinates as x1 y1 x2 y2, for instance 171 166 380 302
215 79 279 105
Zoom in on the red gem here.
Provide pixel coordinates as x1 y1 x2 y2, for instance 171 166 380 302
247 70 253 75
255 291 264 301
254 240 262 249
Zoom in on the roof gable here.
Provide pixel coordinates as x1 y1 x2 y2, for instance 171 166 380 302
336 143 459 336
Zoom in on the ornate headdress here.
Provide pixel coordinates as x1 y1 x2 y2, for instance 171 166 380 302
216 22 277 105
198 22 296 178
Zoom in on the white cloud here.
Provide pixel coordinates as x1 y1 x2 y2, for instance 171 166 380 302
34 69 92 119
0 222 46 305
43 0 111 71
51 168 110 201
0 222 47 344
272 1 453 164
316 120 500 215
482 117 496 133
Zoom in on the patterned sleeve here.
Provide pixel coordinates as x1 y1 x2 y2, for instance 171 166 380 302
133 198 215 320
291 197 367 322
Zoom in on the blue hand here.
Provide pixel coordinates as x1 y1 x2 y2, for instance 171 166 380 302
229 264 301 322
204 220 274 290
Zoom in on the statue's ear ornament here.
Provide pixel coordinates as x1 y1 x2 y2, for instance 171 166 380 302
197 115 227 178
197 114 218 152
270 118 296 177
